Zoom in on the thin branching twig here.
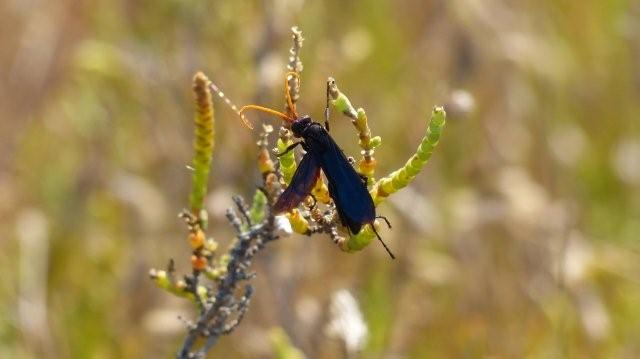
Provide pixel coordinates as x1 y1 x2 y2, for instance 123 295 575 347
178 202 279 358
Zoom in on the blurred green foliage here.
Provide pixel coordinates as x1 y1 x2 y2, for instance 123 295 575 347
1 0 639 358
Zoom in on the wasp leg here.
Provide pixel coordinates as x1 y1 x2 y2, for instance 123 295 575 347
277 141 302 157
371 224 395 259
376 216 392 229
324 78 332 132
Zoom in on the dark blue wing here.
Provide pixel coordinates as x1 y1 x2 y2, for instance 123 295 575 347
273 153 321 214
303 124 375 234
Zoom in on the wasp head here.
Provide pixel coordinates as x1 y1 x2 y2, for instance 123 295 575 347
291 115 312 137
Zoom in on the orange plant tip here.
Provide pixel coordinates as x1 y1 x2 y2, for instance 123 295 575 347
191 255 207 270
193 72 208 84
189 230 206 249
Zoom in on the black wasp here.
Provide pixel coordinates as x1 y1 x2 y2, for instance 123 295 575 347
212 72 394 258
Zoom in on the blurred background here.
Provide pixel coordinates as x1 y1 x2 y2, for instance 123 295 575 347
2 0 639 357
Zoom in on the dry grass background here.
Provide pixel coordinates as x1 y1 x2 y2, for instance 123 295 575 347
1 0 639 357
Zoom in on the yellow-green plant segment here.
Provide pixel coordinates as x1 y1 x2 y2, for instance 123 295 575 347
343 106 446 252
204 254 231 282
287 208 309 234
353 108 381 183
331 91 358 119
249 189 267 224
338 222 379 252
149 269 207 302
330 82 381 182
189 72 215 216
277 137 297 185
270 327 306 359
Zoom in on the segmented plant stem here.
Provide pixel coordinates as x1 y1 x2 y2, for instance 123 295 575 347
344 107 446 252
372 106 446 204
190 72 215 216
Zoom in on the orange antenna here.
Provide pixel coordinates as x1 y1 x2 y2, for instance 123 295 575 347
284 71 300 118
235 71 302 125
239 105 293 124
209 82 253 129
211 72 302 128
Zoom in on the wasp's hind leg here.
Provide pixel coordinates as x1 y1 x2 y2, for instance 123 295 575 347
324 77 337 132
277 141 302 157
376 215 392 229
370 224 395 259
